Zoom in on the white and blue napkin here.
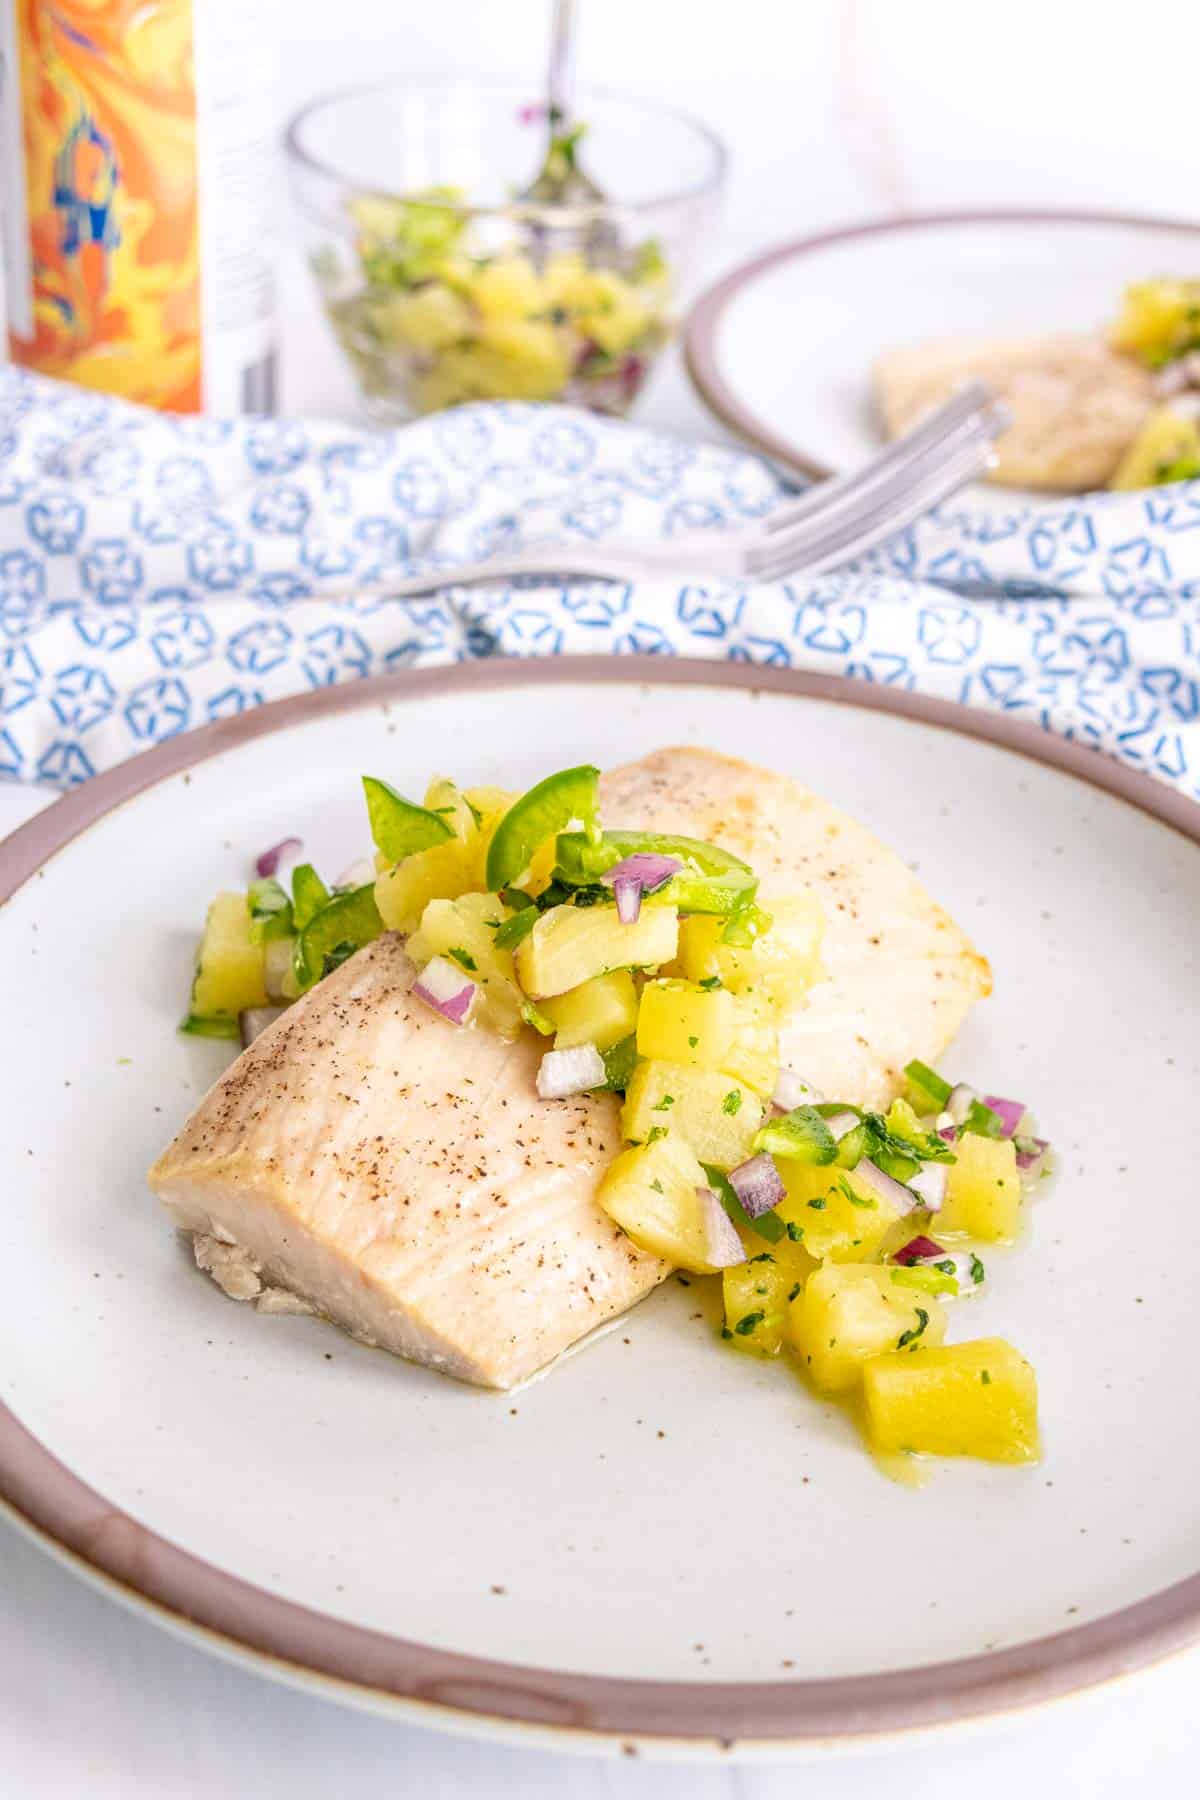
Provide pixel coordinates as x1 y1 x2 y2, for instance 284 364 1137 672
0 364 1196 800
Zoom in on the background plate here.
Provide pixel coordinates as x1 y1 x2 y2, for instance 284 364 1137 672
684 210 1200 488
1 659 1198 1752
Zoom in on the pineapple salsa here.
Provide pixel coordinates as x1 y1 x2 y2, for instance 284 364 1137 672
317 176 672 417
182 763 1050 1469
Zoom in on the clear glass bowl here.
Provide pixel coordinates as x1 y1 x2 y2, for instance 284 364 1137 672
285 80 726 423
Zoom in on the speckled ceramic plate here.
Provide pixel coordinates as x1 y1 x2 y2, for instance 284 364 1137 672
2 657 1199 1758
684 210 1200 491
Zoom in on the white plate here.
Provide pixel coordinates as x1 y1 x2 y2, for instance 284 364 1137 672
684 210 1200 489
2 658 1199 1756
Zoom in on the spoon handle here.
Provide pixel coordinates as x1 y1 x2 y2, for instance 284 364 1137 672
546 0 578 129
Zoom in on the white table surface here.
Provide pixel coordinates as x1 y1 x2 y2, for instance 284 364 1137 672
4 0 1199 1790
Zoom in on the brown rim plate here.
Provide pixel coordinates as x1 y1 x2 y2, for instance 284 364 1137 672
2 654 1198 1752
683 207 1200 480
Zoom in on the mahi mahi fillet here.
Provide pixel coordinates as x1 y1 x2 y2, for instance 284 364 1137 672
149 747 990 1388
873 330 1154 491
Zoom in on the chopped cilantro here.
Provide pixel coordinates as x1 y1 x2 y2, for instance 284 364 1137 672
787 1282 801 1302
698 976 722 991
722 1090 743 1116
862 1108 955 1167
687 1034 699 1049
896 1307 930 1350
646 1126 668 1145
981 1369 992 1384
734 1310 765 1335
447 946 477 972
649 1178 664 1194
807 1197 827 1211
969 1254 985 1285
651 1094 675 1111
748 1252 775 1265
720 1327 733 1341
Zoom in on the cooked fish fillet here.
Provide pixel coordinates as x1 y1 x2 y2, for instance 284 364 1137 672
601 747 990 1110
149 747 989 1387
873 330 1154 491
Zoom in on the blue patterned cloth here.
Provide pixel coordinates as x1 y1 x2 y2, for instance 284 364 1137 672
1 365 1197 800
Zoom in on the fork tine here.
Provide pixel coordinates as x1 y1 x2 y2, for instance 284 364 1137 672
760 380 998 535
759 432 996 583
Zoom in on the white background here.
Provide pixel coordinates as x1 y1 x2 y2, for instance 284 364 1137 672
3 0 1199 1792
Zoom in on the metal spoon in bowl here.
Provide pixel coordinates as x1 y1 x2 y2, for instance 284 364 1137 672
517 0 620 265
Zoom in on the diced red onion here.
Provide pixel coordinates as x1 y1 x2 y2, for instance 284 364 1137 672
851 1157 920 1214
334 856 376 892
696 1186 748 1268
1015 1135 1051 1184
906 1162 947 1212
946 1082 978 1125
412 955 478 1026
602 853 683 927
894 1234 946 1265
536 1042 606 1099
984 1094 1025 1139
239 1006 286 1048
612 873 643 925
772 1069 824 1111
894 1238 985 1294
937 1125 956 1144
727 1152 786 1220
823 1109 861 1141
255 836 302 879
263 936 294 1003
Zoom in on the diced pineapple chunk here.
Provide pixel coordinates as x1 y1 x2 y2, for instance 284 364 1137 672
424 776 477 841
789 1264 948 1392
407 891 522 1036
375 837 477 935
637 977 733 1062
471 254 544 321
463 785 519 885
677 894 824 1009
723 1244 814 1357
863 1338 1039 1463
776 1160 909 1263
636 979 779 1096
376 282 472 352
597 1134 721 1272
541 970 639 1052
1110 278 1200 363
569 269 650 355
516 904 678 999
191 891 268 1019
1110 406 1200 490
938 1134 1021 1242
621 1059 762 1167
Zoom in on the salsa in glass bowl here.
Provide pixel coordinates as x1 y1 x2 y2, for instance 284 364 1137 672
286 81 726 422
